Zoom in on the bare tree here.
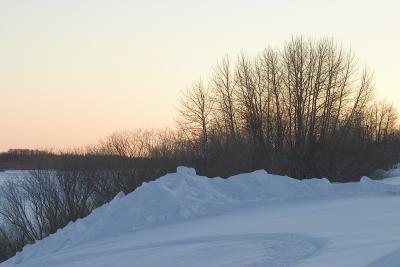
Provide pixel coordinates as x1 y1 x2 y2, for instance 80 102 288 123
178 80 214 158
212 56 238 138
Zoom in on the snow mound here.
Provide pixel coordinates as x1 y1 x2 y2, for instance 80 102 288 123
6 167 400 265
376 164 400 185
383 164 400 178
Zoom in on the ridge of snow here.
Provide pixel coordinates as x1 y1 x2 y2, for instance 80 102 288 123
5 167 400 265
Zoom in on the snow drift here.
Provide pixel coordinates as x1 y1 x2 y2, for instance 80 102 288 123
5 166 400 265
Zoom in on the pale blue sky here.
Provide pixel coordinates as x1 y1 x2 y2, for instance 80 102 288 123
1 0 399 151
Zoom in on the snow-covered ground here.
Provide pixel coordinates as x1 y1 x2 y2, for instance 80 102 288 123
1 166 400 267
0 170 31 185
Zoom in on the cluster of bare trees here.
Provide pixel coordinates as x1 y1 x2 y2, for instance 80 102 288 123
0 170 94 260
178 37 400 178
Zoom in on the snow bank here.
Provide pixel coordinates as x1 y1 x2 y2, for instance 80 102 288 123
383 164 400 178
376 164 400 185
7 167 400 264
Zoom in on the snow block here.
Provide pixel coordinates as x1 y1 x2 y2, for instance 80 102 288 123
176 166 196 176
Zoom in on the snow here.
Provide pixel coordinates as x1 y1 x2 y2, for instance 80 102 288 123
1 167 400 267
0 170 31 185
367 248 400 267
377 165 400 185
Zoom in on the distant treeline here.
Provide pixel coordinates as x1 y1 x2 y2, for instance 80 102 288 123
1 37 400 262
0 149 55 170
0 148 176 177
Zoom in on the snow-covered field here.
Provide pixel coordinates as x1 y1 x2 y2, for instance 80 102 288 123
1 167 400 267
0 170 31 185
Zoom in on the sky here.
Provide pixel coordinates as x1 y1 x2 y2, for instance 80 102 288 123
1 0 399 152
